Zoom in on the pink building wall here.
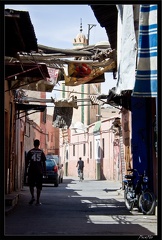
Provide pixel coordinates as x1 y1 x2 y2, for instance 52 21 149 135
60 116 121 181
100 118 118 180
46 114 59 155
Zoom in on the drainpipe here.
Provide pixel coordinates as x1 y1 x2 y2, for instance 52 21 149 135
112 117 125 183
65 142 68 176
118 126 125 183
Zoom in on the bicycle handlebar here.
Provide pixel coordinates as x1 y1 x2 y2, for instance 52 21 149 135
127 168 145 177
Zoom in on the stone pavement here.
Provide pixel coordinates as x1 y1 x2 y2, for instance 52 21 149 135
5 176 158 236
5 192 20 215
5 176 124 215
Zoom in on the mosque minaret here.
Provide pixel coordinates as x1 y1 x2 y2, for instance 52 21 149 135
73 18 88 49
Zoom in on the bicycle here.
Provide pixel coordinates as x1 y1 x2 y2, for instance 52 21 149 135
123 168 156 215
78 169 83 182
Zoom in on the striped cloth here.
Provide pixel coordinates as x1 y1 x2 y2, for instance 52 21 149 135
133 4 157 97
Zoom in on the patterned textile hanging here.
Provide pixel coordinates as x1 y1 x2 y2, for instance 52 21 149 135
133 4 157 97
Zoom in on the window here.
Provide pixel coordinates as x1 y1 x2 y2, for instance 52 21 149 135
51 133 53 142
83 143 86 156
62 83 65 98
73 144 75 156
90 141 92 159
97 140 100 158
66 150 68 160
42 108 46 123
102 138 105 158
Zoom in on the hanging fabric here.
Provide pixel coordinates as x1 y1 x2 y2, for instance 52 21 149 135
53 107 73 129
133 4 157 97
52 96 78 109
64 60 115 86
115 5 137 94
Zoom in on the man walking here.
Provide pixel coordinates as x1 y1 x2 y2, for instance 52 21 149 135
76 157 84 179
26 139 46 205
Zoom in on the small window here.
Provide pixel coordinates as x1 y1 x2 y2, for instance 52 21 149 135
102 138 105 158
51 133 53 142
83 143 86 156
42 108 46 123
73 144 75 156
62 84 65 98
90 141 92 159
66 150 68 160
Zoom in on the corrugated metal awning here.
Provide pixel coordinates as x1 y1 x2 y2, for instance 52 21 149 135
5 62 50 79
90 5 117 50
5 63 57 92
5 9 38 57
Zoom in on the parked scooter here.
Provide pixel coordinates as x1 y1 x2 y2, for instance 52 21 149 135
123 168 156 215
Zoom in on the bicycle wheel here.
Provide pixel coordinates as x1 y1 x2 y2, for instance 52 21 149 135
79 172 83 182
124 188 134 211
78 169 80 178
139 190 156 215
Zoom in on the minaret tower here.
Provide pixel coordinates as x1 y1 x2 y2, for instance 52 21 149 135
73 18 87 49
62 19 100 126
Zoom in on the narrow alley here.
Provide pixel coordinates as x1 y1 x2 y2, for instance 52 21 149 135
5 177 157 236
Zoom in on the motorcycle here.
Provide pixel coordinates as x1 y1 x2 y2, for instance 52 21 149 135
123 168 156 215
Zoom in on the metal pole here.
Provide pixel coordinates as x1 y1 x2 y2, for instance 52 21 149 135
87 24 96 45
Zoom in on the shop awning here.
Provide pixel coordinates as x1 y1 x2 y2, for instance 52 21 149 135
5 9 38 57
16 103 46 111
5 62 50 79
16 103 47 119
5 62 58 92
93 121 101 133
90 5 117 50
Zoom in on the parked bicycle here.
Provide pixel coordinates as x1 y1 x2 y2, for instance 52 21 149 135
123 168 156 215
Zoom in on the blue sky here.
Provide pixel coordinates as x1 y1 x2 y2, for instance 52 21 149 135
5 4 109 48
5 4 117 100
